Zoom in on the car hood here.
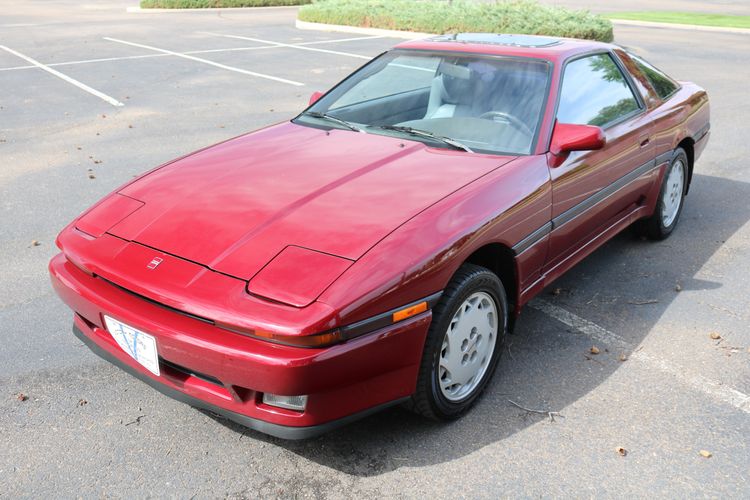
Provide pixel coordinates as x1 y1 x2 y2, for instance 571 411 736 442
109 122 514 280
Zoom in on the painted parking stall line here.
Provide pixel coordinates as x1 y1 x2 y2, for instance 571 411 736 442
202 32 373 60
301 35 387 45
0 53 172 72
202 33 434 73
0 44 125 107
530 299 750 414
102 37 305 86
0 36 390 73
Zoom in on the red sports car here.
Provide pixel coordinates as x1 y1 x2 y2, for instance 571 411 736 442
50 34 710 439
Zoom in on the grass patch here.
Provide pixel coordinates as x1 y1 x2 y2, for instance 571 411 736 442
298 0 613 42
607 11 750 29
140 0 310 8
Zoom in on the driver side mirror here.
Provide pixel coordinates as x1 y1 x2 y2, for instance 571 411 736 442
308 91 324 106
550 122 606 157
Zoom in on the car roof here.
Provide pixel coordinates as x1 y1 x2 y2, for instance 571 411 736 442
395 33 613 62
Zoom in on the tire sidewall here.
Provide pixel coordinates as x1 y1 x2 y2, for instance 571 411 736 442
427 270 507 418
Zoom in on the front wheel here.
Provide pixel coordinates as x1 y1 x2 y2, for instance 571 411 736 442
639 147 689 240
409 263 507 420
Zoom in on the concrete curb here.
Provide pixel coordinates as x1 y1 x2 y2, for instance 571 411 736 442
126 5 299 13
295 19 433 40
611 18 750 35
296 18 750 39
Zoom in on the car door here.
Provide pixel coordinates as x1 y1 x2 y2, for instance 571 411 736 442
543 51 656 276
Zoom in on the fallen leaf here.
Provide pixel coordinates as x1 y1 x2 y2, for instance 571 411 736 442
675 284 682 292
699 450 712 458
88 173 96 179
616 447 627 456
618 354 628 362
30 240 41 247
590 346 600 355
128 124 133 128
551 288 562 296
709 332 721 340
16 393 28 402
78 399 88 406
628 299 659 305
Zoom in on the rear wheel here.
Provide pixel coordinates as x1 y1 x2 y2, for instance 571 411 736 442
409 263 507 420
639 147 688 240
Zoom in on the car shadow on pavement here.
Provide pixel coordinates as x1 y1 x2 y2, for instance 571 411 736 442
207 172 750 477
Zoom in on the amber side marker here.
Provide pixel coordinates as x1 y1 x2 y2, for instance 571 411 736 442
392 301 428 323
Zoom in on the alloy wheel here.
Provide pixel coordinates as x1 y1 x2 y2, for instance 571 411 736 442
438 291 498 401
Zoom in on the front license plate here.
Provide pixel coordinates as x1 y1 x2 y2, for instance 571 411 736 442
104 315 160 376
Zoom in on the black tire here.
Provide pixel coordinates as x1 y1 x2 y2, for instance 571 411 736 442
408 263 508 420
638 147 689 240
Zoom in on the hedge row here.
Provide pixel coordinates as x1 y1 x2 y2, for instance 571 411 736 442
298 0 613 42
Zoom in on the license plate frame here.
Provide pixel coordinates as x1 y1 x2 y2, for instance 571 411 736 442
103 315 160 376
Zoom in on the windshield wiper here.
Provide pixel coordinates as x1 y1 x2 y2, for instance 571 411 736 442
374 125 473 153
303 111 365 133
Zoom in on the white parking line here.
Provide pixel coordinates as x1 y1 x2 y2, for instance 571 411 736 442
0 36 388 73
0 45 125 107
103 37 305 86
0 53 171 72
202 32 373 60
301 35 386 45
530 299 750 414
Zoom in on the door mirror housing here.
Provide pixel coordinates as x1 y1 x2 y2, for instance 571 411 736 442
550 122 606 156
308 91 324 106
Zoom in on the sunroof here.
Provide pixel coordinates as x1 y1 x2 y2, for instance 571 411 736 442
431 33 560 48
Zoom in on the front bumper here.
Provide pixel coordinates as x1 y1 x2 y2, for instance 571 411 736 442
72 323 408 439
50 253 432 438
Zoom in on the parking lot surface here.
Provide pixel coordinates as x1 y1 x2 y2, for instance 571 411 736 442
1 2 749 498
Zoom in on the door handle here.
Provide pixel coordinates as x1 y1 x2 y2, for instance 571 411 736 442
639 136 650 148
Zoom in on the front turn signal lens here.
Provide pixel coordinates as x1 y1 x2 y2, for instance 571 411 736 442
392 301 428 323
217 322 344 348
252 329 343 348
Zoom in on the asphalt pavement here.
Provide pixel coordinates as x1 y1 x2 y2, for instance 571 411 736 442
1 2 748 498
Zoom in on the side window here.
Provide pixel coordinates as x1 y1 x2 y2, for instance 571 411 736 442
629 53 680 100
557 53 641 127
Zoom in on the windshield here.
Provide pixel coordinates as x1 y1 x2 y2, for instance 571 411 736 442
295 50 550 155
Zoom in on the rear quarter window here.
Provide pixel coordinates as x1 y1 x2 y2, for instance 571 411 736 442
629 53 681 101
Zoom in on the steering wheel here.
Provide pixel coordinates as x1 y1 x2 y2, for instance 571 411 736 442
478 111 533 137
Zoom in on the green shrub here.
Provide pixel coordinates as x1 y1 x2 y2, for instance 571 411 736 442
140 0 311 8
298 0 613 42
